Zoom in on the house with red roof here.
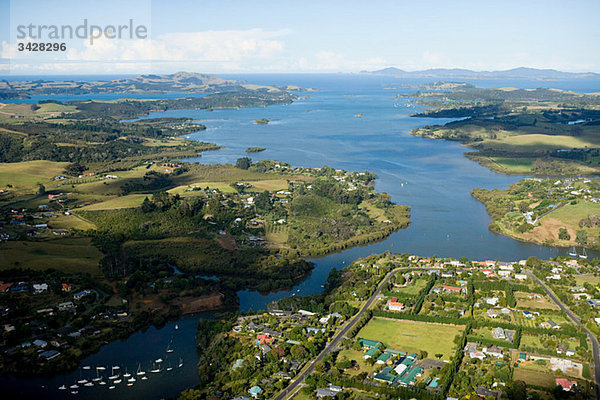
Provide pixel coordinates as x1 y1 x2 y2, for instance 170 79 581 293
441 285 467 294
556 378 576 391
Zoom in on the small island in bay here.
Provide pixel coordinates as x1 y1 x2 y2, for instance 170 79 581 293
245 147 266 153
254 118 279 125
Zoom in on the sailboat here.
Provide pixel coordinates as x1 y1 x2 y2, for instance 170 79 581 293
136 363 146 376
150 362 161 373
175 324 179 330
166 361 173 372
109 366 119 380
569 246 578 257
155 358 163 363
69 384 79 389
580 248 588 259
123 368 131 378
166 342 174 353
58 385 67 390
127 376 136 383
109 386 116 390
178 358 183 368
141 375 148 381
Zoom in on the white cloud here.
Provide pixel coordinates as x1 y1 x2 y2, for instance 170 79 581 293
3 29 290 74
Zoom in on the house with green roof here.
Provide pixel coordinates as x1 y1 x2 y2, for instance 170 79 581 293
376 348 404 364
373 366 397 384
395 366 423 387
358 338 383 359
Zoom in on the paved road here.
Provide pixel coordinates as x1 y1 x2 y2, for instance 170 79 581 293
527 270 600 399
273 267 403 400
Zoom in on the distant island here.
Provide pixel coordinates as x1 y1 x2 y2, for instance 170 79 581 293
362 66 600 80
245 147 266 153
0 72 298 100
254 118 279 125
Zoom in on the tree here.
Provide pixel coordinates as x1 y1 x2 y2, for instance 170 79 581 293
576 230 588 245
236 157 251 170
141 197 156 213
38 184 46 195
558 228 570 241
290 344 307 358
64 162 87 176
518 202 529 213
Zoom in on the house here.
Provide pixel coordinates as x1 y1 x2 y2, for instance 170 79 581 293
0 282 13 292
259 344 271 355
358 338 383 358
587 299 600 307
58 301 76 312
316 388 338 398
33 283 48 294
328 384 342 393
262 328 282 338
388 297 405 311
498 270 511 278
475 385 499 399
484 346 503 358
248 386 263 398
269 309 291 317
373 366 397 384
547 274 561 281
500 308 511 315
469 351 486 360
482 269 495 277
33 339 48 348
498 262 514 271
441 285 466 294
52 229 68 236
492 327 506 340
483 297 499 306
522 310 534 318
298 309 316 316
486 309 499 318
73 289 93 300
256 334 275 345
61 283 72 292
39 350 60 360
556 378 577 392
514 274 527 281
247 322 264 332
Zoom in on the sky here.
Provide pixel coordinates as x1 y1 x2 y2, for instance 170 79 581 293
1 0 599 75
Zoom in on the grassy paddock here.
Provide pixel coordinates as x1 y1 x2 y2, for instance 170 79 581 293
0 237 102 275
79 194 148 210
357 317 464 361
0 160 68 189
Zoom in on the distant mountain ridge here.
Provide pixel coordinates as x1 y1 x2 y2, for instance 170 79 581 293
361 67 600 80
